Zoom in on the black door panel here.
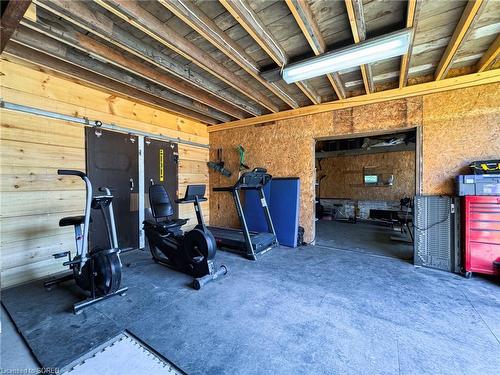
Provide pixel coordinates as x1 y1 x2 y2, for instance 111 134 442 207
144 139 178 219
86 128 139 251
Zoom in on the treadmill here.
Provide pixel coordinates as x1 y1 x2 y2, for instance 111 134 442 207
208 168 278 260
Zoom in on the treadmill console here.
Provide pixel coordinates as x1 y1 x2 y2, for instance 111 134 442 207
238 168 272 189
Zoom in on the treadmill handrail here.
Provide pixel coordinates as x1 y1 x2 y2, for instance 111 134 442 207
175 197 208 204
208 167 278 260
213 186 263 192
213 186 233 192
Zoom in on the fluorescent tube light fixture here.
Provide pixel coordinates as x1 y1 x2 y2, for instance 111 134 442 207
282 29 413 84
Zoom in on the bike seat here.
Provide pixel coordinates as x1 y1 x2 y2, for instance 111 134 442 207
59 215 92 227
158 218 189 229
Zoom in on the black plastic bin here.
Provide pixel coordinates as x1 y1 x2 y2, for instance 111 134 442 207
469 160 500 175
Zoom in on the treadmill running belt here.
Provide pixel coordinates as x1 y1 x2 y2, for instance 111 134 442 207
208 227 276 249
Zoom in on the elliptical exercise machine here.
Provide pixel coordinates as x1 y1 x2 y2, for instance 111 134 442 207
143 184 227 289
44 170 128 314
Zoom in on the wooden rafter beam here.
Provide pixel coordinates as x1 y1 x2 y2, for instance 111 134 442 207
160 0 299 109
399 0 421 88
34 0 262 117
345 0 374 94
21 16 247 120
207 68 500 132
4 42 219 125
10 27 226 124
476 34 500 72
23 2 36 22
286 0 346 99
220 0 322 105
434 0 486 80
0 0 32 53
94 0 281 113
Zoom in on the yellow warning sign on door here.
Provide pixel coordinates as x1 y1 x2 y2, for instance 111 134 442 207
159 149 164 182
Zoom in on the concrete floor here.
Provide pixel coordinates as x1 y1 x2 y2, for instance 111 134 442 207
316 220 414 260
1 305 39 371
2 245 499 374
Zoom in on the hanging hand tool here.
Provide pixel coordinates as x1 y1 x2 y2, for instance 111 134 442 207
237 145 249 172
207 148 232 177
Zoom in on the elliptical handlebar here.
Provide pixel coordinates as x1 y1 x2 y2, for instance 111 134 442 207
98 187 112 195
58 170 92 266
97 187 119 250
58 169 87 178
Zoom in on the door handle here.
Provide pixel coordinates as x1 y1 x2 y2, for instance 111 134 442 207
150 178 154 186
130 178 134 191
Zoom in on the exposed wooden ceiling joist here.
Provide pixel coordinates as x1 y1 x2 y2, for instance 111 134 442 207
4 41 219 125
434 0 486 80
220 0 322 105
476 34 500 72
34 0 263 117
21 16 248 121
345 0 374 94
2 0 496 126
285 0 346 99
399 0 421 88
94 0 281 113
160 0 300 109
0 0 32 53
208 68 500 132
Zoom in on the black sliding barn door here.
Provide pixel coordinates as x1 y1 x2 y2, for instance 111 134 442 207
86 128 139 251
144 139 179 219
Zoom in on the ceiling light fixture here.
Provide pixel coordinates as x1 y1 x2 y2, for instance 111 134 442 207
282 29 413 84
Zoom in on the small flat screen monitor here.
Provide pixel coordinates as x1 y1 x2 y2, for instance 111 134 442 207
364 175 378 185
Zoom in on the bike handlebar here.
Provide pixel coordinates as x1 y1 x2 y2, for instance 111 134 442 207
58 169 87 178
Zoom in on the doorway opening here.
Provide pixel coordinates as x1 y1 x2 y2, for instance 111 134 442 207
314 129 417 261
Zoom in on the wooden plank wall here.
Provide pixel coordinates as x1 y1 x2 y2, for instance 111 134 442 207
0 59 209 288
209 83 500 243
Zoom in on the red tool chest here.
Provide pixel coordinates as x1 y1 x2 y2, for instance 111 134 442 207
463 196 500 276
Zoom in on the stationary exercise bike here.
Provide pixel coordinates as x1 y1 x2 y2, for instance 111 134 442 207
143 184 227 289
44 170 128 314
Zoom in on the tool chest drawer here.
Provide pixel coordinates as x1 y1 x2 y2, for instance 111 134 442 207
463 196 500 276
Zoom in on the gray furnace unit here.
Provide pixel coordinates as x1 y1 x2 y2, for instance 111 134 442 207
413 195 461 273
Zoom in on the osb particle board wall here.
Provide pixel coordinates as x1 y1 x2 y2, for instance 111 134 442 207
422 84 500 194
318 150 416 201
0 58 209 288
209 83 500 243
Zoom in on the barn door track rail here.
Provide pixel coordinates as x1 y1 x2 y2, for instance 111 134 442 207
0 99 209 149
